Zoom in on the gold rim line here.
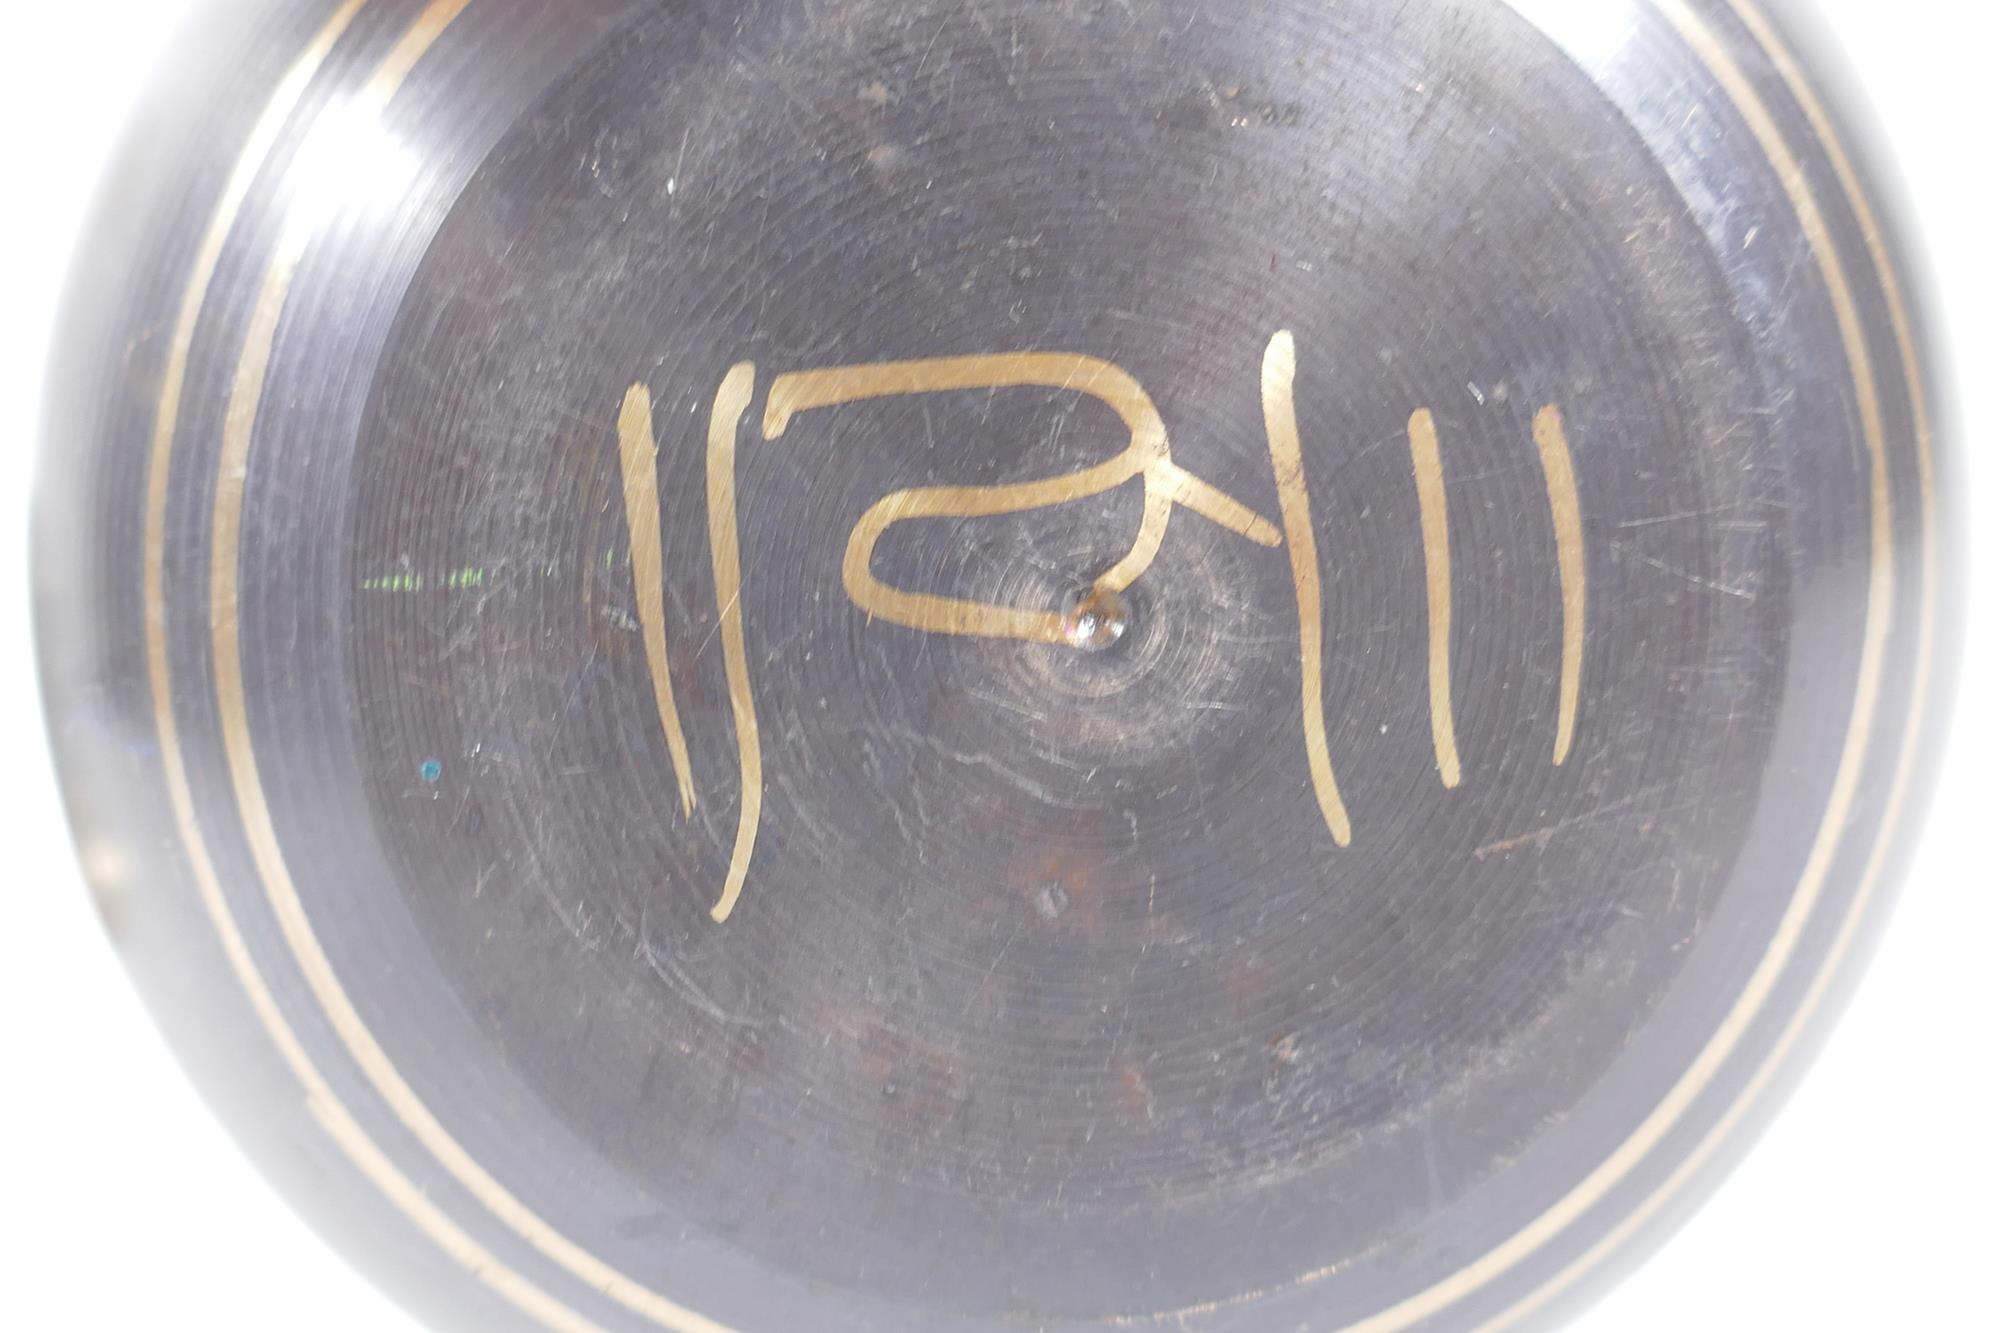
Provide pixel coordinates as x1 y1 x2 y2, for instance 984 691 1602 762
1131 0 1915 1323
138 14 611 1328
1262 330 1353 848
1469 0 1943 1323
704 364 764 925
1533 405 1586 767
212 205 611 1333
617 385 699 815
143 0 367 864
207 4 740 1330
1407 408 1464 790
147 1 730 1330
1317 0 1902 1325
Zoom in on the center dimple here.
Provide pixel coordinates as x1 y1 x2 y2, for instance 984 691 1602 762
1061 586 1130 653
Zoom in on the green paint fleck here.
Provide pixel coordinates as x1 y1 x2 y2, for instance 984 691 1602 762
360 567 486 594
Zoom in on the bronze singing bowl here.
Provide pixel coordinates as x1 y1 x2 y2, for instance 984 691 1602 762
35 1 1958 1328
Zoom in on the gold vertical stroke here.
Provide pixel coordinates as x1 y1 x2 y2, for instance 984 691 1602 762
617 385 698 814
192 3 737 1330
1533 404 1586 766
1406 409 1463 790
1261 331 1352 847
705 364 764 923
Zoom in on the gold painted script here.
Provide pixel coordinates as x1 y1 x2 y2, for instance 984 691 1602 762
616 332 1587 922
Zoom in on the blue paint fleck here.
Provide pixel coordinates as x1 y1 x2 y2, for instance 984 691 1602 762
419 759 443 784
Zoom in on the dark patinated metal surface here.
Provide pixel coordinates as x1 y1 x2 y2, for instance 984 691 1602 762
35 1 1954 1330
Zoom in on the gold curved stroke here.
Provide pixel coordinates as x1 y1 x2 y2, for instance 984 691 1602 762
618 368 769 924
1534 403 1587 767
1407 408 1464 790
765 353 1280 644
1261 331 1354 847
617 385 699 815
704 365 764 925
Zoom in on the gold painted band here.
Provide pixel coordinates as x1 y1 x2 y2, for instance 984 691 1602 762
1470 0 1941 1324
143 1 729 1329
1117 0 1929 1324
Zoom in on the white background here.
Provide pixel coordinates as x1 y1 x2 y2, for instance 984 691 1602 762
0 3 1991 1329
